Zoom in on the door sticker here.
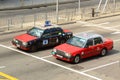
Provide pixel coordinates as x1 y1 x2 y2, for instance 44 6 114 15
43 40 48 45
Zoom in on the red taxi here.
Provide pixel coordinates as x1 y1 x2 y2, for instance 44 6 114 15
51 32 113 63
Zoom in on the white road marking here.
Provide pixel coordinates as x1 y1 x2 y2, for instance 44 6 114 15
113 25 120 28
81 61 119 73
114 39 120 42
96 26 119 31
0 44 102 80
111 31 120 34
9 46 14 48
74 30 94 35
97 22 110 25
77 21 120 32
0 66 6 69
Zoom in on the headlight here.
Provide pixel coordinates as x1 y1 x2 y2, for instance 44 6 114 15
53 49 57 52
13 39 18 43
65 53 71 57
51 49 57 55
22 42 28 46
13 38 17 42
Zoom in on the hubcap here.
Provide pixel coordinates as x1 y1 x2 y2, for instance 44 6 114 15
102 49 106 56
74 56 80 63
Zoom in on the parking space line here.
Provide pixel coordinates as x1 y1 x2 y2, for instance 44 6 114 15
0 44 102 80
114 39 120 42
113 25 120 28
77 21 120 32
9 46 14 48
111 31 120 34
0 66 5 69
97 22 110 25
0 72 18 80
81 61 119 73
74 30 94 35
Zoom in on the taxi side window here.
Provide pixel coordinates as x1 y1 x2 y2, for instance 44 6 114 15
94 37 103 45
42 29 51 38
85 39 93 48
51 28 58 36
51 27 63 36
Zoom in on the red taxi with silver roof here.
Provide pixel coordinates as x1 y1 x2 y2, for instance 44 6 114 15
51 32 113 64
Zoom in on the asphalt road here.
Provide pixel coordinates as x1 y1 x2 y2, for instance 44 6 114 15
0 15 120 80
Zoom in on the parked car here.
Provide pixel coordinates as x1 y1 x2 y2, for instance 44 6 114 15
51 32 113 64
12 25 73 51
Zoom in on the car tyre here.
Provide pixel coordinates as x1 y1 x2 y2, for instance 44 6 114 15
73 55 81 64
100 49 107 56
30 45 37 52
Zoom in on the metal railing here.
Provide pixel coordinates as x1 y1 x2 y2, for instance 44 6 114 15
0 0 120 33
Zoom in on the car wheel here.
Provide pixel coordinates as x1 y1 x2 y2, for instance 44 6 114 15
100 49 107 56
73 55 81 64
30 46 37 52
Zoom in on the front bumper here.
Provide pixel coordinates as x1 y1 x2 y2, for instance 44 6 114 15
12 41 30 51
51 51 73 62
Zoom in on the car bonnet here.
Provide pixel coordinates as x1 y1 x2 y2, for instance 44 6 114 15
55 43 83 54
15 33 37 42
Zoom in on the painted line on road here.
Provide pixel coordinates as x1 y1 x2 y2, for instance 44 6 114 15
81 61 119 73
74 30 94 35
77 21 120 32
0 72 18 80
111 31 120 34
113 25 120 28
0 66 6 69
9 46 14 48
113 39 120 42
0 44 102 80
97 22 110 25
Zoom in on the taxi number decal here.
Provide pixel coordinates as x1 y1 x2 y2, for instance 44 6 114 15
43 40 48 45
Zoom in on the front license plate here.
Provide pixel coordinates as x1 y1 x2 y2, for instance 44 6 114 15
56 54 63 58
16 44 20 47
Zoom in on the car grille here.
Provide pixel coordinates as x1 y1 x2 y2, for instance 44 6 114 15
56 50 65 56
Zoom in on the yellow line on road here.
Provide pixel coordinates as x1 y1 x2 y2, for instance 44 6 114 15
0 72 18 80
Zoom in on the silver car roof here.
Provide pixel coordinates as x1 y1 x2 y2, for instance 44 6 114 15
74 32 104 41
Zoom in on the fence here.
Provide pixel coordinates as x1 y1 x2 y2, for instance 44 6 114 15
0 0 120 32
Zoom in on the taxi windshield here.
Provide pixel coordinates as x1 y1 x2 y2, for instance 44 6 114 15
66 36 86 48
27 27 44 37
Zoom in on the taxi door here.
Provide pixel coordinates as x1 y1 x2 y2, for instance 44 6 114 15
82 38 94 58
93 37 103 56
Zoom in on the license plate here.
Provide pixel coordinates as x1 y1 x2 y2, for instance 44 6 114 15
16 44 20 47
56 54 63 58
